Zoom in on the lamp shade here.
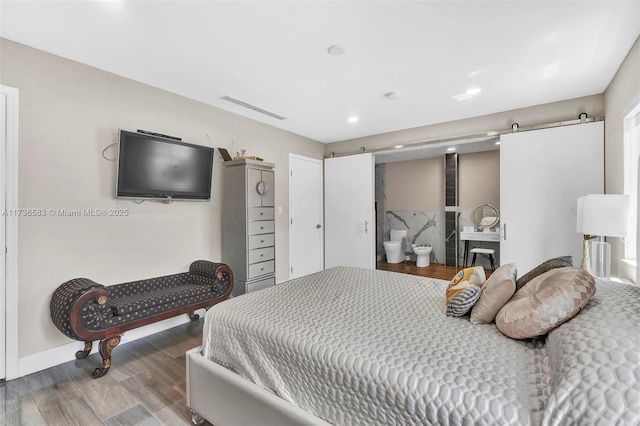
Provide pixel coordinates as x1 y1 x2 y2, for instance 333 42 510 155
577 194 630 237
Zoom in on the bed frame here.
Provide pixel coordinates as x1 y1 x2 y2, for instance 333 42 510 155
186 347 331 426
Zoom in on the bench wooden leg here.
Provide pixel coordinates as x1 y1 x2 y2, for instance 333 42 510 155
92 335 122 379
75 341 93 359
188 310 200 321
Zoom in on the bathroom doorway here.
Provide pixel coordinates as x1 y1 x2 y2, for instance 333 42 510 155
374 136 500 281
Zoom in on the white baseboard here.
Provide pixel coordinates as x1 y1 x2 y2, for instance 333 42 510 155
17 309 205 379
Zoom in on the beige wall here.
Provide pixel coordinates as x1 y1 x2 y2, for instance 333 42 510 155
0 39 324 357
385 157 442 210
459 150 500 211
604 36 640 282
384 150 499 212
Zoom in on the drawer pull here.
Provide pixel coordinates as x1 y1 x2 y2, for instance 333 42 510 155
261 240 265 243
260 226 265 230
261 254 264 257
260 212 264 216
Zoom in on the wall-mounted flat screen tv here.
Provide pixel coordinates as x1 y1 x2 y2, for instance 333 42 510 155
116 130 214 201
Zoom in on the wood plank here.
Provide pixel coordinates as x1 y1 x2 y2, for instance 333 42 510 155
2 320 206 425
38 397 103 426
376 261 491 280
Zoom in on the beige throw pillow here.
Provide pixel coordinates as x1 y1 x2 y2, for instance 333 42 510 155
496 268 595 340
470 263 517 324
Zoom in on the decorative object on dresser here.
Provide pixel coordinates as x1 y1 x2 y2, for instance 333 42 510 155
50 261 233 378
576 194 630 278
223 159 276 296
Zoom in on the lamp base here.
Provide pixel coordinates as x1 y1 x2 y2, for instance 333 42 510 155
590 240 611 279
580 236 591 274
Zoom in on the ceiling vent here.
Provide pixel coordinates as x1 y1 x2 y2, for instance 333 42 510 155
220 96 286 120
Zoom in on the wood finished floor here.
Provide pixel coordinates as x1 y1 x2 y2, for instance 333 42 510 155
1 265 488 426
0 320 210 426
377 261 492 280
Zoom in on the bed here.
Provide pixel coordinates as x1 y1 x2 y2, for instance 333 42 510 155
186 266 640 426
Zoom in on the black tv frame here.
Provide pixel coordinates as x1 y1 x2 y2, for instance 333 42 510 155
115 130 214 201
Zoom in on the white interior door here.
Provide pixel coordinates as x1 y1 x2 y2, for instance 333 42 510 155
325 153 375 269
500 122 604 275
289 154 323 279
1 85 17 380
0 93 6 380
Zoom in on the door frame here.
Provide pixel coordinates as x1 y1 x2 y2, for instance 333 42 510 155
289 153 324 278
1 85 19 380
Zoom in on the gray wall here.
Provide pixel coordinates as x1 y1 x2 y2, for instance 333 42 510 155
604 35 640 282
0 39 325 358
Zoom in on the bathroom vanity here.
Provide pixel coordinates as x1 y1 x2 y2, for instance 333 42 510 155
460 230 500 267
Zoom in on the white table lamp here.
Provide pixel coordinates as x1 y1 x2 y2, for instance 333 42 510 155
577 194 630 278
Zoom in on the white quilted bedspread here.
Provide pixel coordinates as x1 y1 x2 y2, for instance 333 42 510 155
202 267 550 425
542 279 640 425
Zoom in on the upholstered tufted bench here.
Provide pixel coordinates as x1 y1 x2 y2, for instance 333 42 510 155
50 260 233 378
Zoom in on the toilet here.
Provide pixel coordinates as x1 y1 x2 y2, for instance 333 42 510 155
413 245 433 267
383 229 408 264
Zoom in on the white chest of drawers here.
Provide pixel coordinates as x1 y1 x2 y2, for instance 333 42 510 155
223 159 276 296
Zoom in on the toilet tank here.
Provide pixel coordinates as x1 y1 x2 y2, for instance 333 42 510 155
390 229 408 242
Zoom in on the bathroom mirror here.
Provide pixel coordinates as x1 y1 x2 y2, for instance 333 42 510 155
471 204 500 229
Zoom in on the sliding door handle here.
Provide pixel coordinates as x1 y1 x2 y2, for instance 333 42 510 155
503 223 507 240
364 220 369 234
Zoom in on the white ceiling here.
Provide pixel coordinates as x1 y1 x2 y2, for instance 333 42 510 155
1 1 639 144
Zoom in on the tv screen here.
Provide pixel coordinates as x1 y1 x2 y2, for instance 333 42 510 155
116 130 214 200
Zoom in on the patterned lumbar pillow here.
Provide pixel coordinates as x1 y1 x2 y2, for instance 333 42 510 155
445 266 485 317
447 285 482 317
515 256 573 291
470 263 517 325
496 267 595 339
446 266 486 303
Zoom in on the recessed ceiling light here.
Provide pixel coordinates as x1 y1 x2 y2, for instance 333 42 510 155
495 141 501 145
452 87 482 101
327 45 346 56
384 92 401 101
447 147 456 152
395 145 404 149
486 131 498 136
348 116 359 123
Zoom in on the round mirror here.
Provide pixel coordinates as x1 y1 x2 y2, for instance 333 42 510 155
471 204 500 229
